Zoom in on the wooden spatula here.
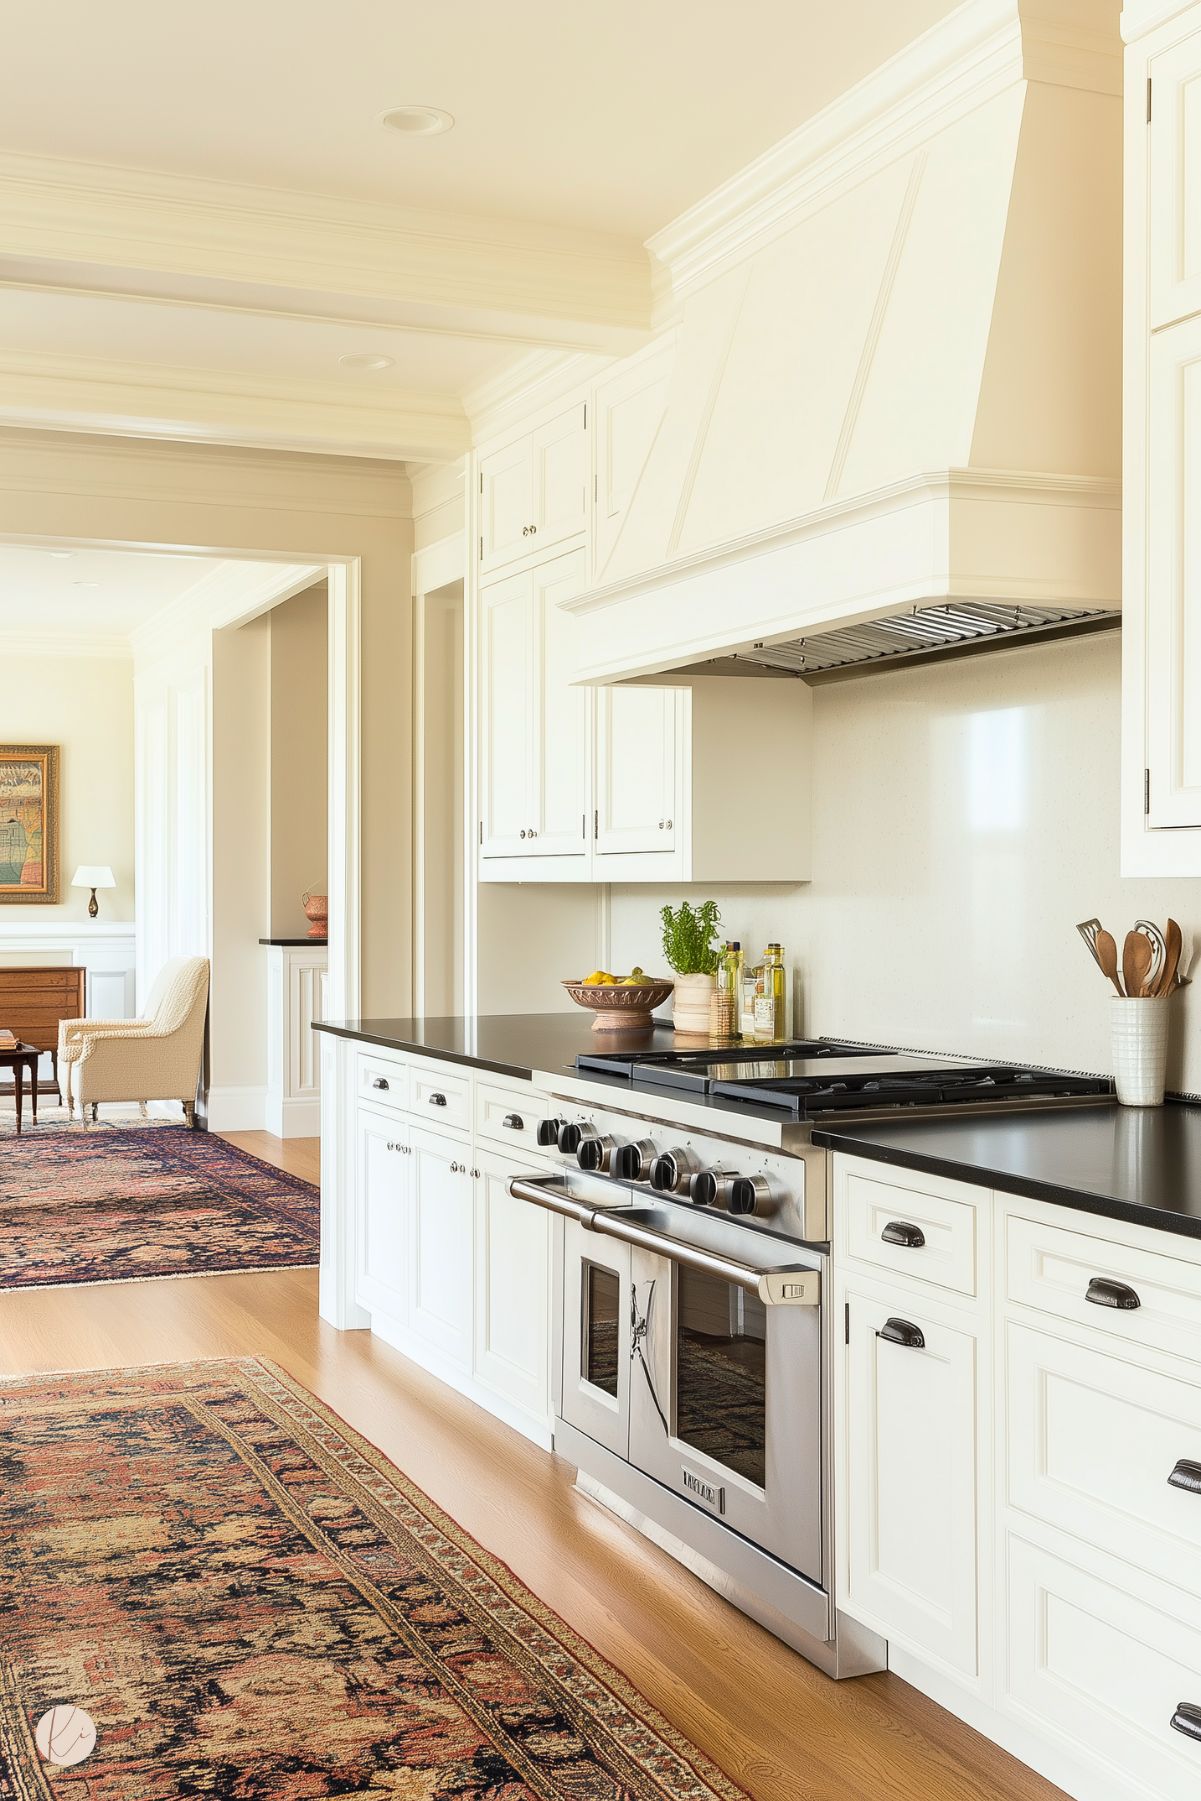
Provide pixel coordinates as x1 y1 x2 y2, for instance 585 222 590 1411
1096 929 1124 997
1157 918 1183 996
1123 930 1154 998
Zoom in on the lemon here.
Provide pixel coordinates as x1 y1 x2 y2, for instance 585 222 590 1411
583 970 616 986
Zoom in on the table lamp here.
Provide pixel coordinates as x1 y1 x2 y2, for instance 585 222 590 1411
71 865 116 918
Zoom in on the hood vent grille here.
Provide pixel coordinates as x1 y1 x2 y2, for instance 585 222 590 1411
695 600 1119 684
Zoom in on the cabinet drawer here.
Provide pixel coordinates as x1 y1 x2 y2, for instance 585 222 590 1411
840 1159 980 1298
475 1080 553 1156
1007 1322 1201 1599
1006 1533 1201 1801
357 1052 409 1111
1006 1213 1201 1368
407 1061 471 1134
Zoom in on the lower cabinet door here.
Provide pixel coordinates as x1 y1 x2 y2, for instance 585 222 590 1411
472 1153 551 1424
1006 1533 1201 1801
354 1107 412 1323
843 1291 979 1675
408 1126 474 1366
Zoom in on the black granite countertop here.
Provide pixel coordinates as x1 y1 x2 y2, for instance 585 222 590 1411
260 937 328 946
313 1012 680 1082
813 1102 1201 1241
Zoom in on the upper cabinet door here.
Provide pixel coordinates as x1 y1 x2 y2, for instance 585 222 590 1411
533 549 590 859
478 437 534 576
1149 34 1201 332
1147 318 1201 828
479 570 535 856
531 403 588 551
592 344 673 585
595 686 682 858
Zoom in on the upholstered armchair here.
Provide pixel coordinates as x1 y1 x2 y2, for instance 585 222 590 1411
59 956 210 1125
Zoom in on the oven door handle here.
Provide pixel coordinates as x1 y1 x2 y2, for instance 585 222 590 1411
508 1174 601 1231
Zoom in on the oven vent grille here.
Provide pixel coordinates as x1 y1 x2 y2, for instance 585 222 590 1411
700 601 1119 683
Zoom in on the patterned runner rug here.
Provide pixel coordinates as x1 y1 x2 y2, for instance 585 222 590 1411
0 1129 319 1291
0 1359 744 1801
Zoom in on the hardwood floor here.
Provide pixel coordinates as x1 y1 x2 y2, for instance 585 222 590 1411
0 1129 1067 1801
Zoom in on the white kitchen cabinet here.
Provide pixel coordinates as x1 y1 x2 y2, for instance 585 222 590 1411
1146 316 1201 828
478 548 589 874
591 339 674 585
354 1107 412 1324
1149 30 1201 332
842 1287 981 1678
478 401 587 577
472 1149 551 1425
594 685 681 858
408 1124 475 1366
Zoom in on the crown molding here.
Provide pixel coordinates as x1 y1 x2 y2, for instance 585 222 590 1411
0 150 652 348
0 349 469 462
0 629 133 660
647 0 1120 308
1121 0 1195 40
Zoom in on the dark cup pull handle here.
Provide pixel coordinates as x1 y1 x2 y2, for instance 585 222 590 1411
371 1077 390 1091
428 1092 447 1107
1168 1459 1201 1496
879 1317 925 1350
502 1112 524 1131
1085 1276 1141 1310
1171 1703 1201 1742
882 1220 926 1249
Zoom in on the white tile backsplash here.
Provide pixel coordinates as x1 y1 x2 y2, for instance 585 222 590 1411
609 632 1201 1093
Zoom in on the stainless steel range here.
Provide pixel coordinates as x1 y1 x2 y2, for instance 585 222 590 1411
508 1040 1110 1677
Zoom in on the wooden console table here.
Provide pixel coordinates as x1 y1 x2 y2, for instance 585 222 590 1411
0 966 86 1099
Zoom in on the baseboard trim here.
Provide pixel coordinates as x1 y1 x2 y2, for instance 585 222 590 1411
206 1085 268 1133
264 1093 321 1139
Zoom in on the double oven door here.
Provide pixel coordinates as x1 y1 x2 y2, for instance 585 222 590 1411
554 1190 825 1585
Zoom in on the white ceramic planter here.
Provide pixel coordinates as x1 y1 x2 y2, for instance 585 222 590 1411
671 971 716 1035
1111 996 1170 1106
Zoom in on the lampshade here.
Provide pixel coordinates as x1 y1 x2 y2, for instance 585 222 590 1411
71 866 116 889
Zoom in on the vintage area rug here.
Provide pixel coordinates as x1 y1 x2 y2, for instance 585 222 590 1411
0 1130 320 1291
0 1359 744 1801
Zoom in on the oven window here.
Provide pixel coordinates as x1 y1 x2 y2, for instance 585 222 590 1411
674 1268 767 1489
583 1262 621 1397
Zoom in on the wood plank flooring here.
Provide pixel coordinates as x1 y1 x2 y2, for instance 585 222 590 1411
0 1128 1068 1801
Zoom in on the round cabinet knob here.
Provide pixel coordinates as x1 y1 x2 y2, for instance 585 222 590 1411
529 523 537 535
557 1121 584 1155
449 1160 460 1173
520 830 527 839
665 819 673 830
577 1133 617 1174
536 1117 565 1147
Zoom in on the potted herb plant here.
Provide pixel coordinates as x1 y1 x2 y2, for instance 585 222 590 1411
660 900 722 1033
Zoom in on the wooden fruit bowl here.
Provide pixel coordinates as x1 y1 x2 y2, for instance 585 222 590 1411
562 978 674 1031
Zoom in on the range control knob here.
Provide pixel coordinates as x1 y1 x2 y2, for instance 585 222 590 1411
650 1146 700 1194
536 1117 566 1147
728 1174 777 1218
689 1169 733 1209
557 1121 585 1155
613 1139 658 1183
577 1133 617 1174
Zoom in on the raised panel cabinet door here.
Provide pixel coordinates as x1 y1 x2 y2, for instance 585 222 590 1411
473 1155 551 1423
354 1109 411 1324
843 1291 980 1677
479 436 534 575
479 570 536 857
595 686 682 857
531 403 588 552
1147 318 1201 828
592 344 673 583
1149 33 1201 332
533 548 590 860
408 1126 474 1366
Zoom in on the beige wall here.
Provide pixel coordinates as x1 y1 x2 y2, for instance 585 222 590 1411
609 633 1201 1097
210 617 271 1093
269 581 327 937
0 653 134 921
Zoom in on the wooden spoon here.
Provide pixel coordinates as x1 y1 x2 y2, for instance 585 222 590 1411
1096 929 1124 997
1157 917 1183 996
1123 930 1154 998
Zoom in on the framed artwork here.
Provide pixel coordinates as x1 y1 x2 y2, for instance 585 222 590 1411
0 745 60 904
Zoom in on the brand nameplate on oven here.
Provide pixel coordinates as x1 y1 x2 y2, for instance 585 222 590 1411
681 1468 725 1512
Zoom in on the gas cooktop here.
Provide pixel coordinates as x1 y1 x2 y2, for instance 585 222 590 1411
574 1042 1113 1117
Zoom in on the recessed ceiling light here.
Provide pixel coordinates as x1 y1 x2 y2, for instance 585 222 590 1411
338 352 395 372
381 105 454 137
48 551 73 560
73 580 100 589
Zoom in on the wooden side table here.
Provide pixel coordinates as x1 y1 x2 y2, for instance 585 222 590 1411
0 1041 40 1133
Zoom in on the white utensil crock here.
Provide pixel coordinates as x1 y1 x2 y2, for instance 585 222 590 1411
672 971 716 1034
1110 996 1170 1106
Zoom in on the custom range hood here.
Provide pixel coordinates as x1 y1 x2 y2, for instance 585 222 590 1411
566 0 1123 688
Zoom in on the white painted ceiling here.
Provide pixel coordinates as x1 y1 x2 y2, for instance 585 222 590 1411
6 0 959 237
0 548 227 639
